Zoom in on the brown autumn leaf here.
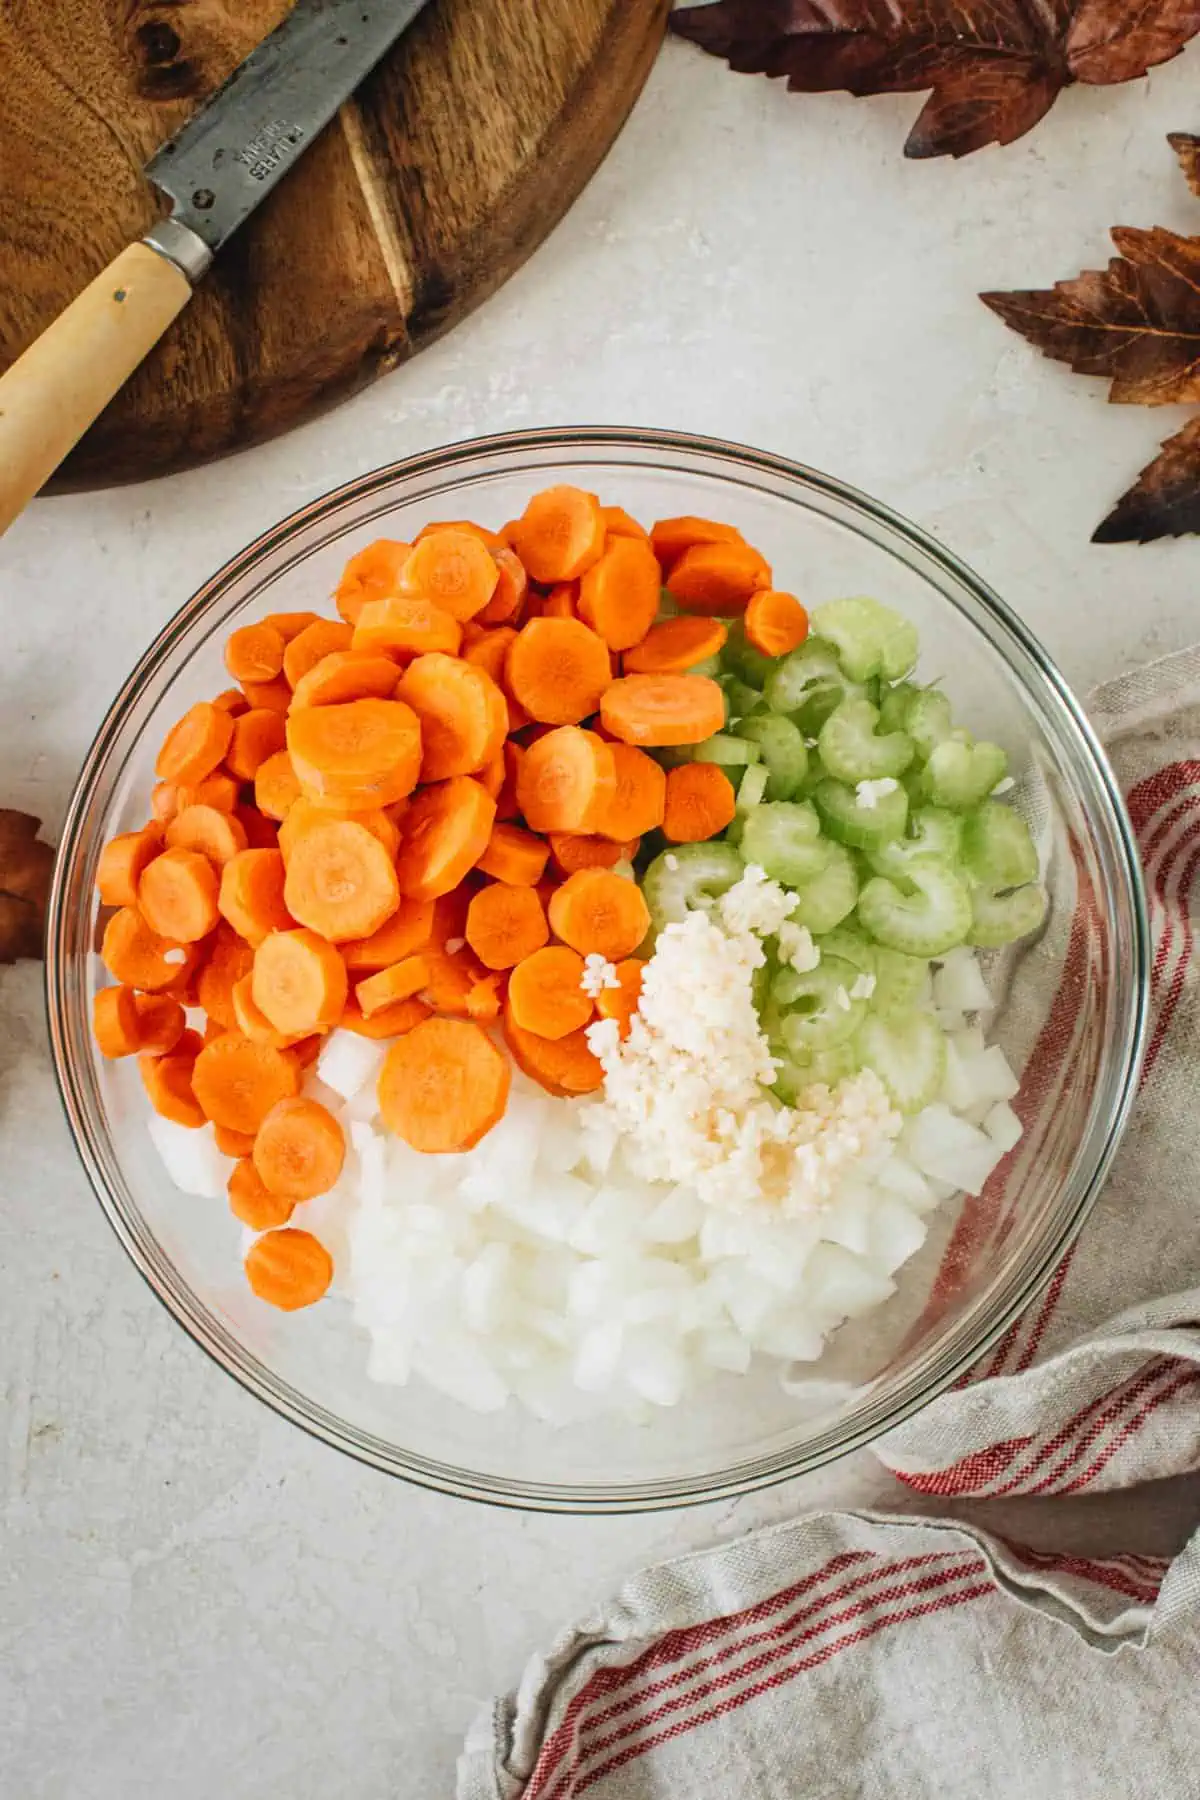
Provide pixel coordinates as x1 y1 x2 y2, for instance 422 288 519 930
0 809 55 963
982 134 1200 542
670 0 1200 159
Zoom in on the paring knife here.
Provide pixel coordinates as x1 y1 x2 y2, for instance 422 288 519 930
0 0 433 536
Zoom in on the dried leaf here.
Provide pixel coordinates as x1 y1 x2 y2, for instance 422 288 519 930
0 810 55 963
984 138 1200 541
670 0 1200 159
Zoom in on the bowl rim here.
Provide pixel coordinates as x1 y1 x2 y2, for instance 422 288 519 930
45 424 1150 1513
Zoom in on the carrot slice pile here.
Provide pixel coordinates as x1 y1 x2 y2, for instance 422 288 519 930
92 484 788 1310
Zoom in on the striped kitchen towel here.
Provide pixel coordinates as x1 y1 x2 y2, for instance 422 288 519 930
458 646 1200 1800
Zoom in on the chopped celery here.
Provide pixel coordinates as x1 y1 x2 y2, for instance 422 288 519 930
642 842 744 932
872 947 930 1016
721 619 775 688
857 1011 947 1113
723 677 766 722
691 732 761 768
967 883 1047 948
688 654 723 680
920 737 1008 810
813 777 908 848
813 923 876 973
783 843 859 933
856 857 972 957
817 698 915 783
776 955 867 1053
764 638 864 729
878 681 920 733
962 800 1039 889
865 806 963 881
739 801 830 886
773 1042 860 1102
810 596 919 683
905 690 953 761
734 715 809 800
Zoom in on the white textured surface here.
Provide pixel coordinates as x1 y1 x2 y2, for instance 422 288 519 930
4 41 1200 1798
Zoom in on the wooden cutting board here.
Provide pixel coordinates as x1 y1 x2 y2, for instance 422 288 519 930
0 0 669 489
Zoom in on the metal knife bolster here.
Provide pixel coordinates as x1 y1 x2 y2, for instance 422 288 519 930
143 219 214 285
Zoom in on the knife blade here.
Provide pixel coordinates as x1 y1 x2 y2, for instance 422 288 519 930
0 0 434 534
145 0 432 271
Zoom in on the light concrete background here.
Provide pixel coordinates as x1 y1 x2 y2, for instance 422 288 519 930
4 36 1200 1800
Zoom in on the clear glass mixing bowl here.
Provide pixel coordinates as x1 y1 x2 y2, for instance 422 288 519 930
46 428 1148 1511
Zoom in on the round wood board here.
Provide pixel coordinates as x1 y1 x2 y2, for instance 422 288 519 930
0 0 669 489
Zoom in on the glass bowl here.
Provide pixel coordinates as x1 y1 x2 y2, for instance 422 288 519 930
46 428 1148 1512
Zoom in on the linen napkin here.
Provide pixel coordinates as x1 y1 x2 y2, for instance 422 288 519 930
458 646 1200 1800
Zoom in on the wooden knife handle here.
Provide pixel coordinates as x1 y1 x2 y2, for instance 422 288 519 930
0 241 193 535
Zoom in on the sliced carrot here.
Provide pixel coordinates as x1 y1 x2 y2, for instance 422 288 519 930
509 486 606 583
151 783 179 822
228 1158 295 1230
547 832 637 875
397 652 508 782
239 676 292 714
355 954 430 1016
475 823 549 886
244 1228 333 1311
287 697 422 808
289 649 400 709
203 1017 227 1044
502 1002 604 1096
232 974 307 1049
396 776 497 901
663 761 738 843
136 846 219 944
262 610 323 643
507 946 593 1039
96 822 164 908
101 906 198 992
277 797 399 864
515 727 616 833
155 701 234 785
94 985 141 1058
535 874 559 915
133 992 186 1056
196 923 256 1027
743 587 809 658
416 944 489 1016
341 897 434 973
649 514 746 572
254 1097 345 1199
211 1126 254 1163
282 618 354 689
543 582 578 621
595 958 644 1039
351 595 462 660
378 1016 510 1152
548 869 650 961
226 708 287 782
141 1045 207 1128
479 749 506 800
399 528 499 621
429 883 475 950
283 818 399 943
496 739 524 822
165 803 248 868
477 547 529 625
600 673 725 747
235 805 280 851
334 539 412 625
341 994 431 1038
623 615 727 674
465 972 503 1023
191 1031 299 1134
465 883 548 971
225 621 286 685
211 687 251 717
219 848 293 946
577 536 661 651
505 617 612 725
254 749 301 821
593 742 666 840
462 625 516 685
252 928 348 1036
664 541 772 616
413 519 503 549
603 504 650 541
177 770 241 813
